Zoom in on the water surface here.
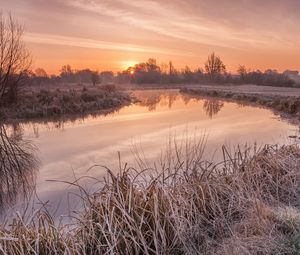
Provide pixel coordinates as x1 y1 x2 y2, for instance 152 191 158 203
3 89 299 218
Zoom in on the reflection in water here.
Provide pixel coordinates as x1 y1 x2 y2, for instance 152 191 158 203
0 124 38 210
135 91 178 111
203 99 224 118
135 90 224 119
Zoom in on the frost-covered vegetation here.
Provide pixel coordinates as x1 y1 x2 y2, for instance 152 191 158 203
0 85 131 121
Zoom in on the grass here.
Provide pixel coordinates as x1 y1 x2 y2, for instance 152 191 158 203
1 137 300 254
180 87 300 121
0 85 132 121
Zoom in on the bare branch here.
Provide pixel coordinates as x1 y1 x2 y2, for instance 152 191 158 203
0 12 31 105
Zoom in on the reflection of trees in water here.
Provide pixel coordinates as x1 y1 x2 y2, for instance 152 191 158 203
167 93 177 109
180 94 192 105
135 91 178 111
158 93 177 109
144 94 161 111
203 99 224 118
0 124 38 210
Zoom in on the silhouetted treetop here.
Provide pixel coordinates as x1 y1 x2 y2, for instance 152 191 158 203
204 53 226 82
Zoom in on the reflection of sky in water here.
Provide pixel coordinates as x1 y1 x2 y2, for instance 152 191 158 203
6 89 299 219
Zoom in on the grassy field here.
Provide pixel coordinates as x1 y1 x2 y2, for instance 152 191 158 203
0 138 300 254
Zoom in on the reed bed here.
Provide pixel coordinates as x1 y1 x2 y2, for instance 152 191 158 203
1 139 300 254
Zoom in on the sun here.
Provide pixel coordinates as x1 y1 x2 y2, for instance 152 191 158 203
130 70 134 75
120 60 138 70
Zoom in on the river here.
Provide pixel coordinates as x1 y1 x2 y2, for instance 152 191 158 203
2 89 299 219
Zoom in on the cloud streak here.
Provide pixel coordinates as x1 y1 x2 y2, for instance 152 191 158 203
24 32 192 56
65 0 300 51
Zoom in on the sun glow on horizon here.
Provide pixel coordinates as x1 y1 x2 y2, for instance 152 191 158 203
120 60 139 70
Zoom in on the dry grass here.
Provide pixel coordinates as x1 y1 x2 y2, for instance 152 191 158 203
1 139 300 254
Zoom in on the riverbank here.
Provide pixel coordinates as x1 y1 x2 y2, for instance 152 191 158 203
1 142 300 254
180 85 300 123
0 85 132 122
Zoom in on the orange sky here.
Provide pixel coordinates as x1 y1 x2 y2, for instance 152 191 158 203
3 0 300 74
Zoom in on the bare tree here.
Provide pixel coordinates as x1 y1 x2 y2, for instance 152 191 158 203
204 53 226 81
0 13 31 105
237 65 247 82
35 68 48 78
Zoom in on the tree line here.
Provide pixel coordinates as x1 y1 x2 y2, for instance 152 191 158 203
116 55 296 87
29 55 297 88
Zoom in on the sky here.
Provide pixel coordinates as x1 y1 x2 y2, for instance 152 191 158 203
2 0 300 74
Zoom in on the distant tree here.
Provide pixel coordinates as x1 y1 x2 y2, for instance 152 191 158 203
60 66 99 84
115 71 131 84
236 68 295 87
32 68 49 86
283 70 299 77
60 65 73 75
91 71 100 86
264 69 278 75
74 69 94 83
159 63 169 83
35 68 48 78
100 71 114 83
194 68 204 82
49 75 61 84
204 53 226 82
60 65 74 83
183 66 194 83
147 58 159 72
168 61 178 83
0 13 31 105
169 61 175 75
237 65 247 82
133 58 161 84
160 63 168 74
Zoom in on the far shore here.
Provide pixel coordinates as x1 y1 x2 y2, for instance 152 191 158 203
132 83 300 96
1 83 300 123
180 85 300 124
